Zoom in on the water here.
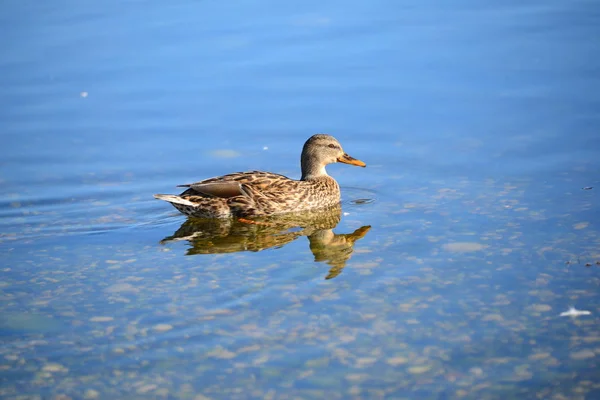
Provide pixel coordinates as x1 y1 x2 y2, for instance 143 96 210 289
2 0 600 398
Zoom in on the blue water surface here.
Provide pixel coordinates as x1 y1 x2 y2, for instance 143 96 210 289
1 0 599 399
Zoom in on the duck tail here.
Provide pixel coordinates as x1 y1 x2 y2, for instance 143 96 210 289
153 194 196 207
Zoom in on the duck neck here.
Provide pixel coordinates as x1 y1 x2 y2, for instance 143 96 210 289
301 157 328 181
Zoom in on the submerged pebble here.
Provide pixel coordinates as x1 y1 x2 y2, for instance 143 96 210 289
42 363 68 373
89 316 114 322
84 389 100 399
153 324 173 332
570 350 595 360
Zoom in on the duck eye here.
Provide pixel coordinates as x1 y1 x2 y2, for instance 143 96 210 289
328 144 337 149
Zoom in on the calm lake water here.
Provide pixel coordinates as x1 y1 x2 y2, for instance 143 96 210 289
2 0 600 399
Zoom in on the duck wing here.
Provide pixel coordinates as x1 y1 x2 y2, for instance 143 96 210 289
180 182 245 198
177 171 295 199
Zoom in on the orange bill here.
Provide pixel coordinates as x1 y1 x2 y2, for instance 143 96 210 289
337 153 366 167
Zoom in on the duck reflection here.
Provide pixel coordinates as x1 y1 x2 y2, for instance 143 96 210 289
160 204 370 279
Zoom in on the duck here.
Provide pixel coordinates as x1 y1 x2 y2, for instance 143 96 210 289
153 134 366 219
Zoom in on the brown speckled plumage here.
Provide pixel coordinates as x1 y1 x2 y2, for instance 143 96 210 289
154 134 366 219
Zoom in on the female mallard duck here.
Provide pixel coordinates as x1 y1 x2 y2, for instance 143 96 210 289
154 134 366 218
